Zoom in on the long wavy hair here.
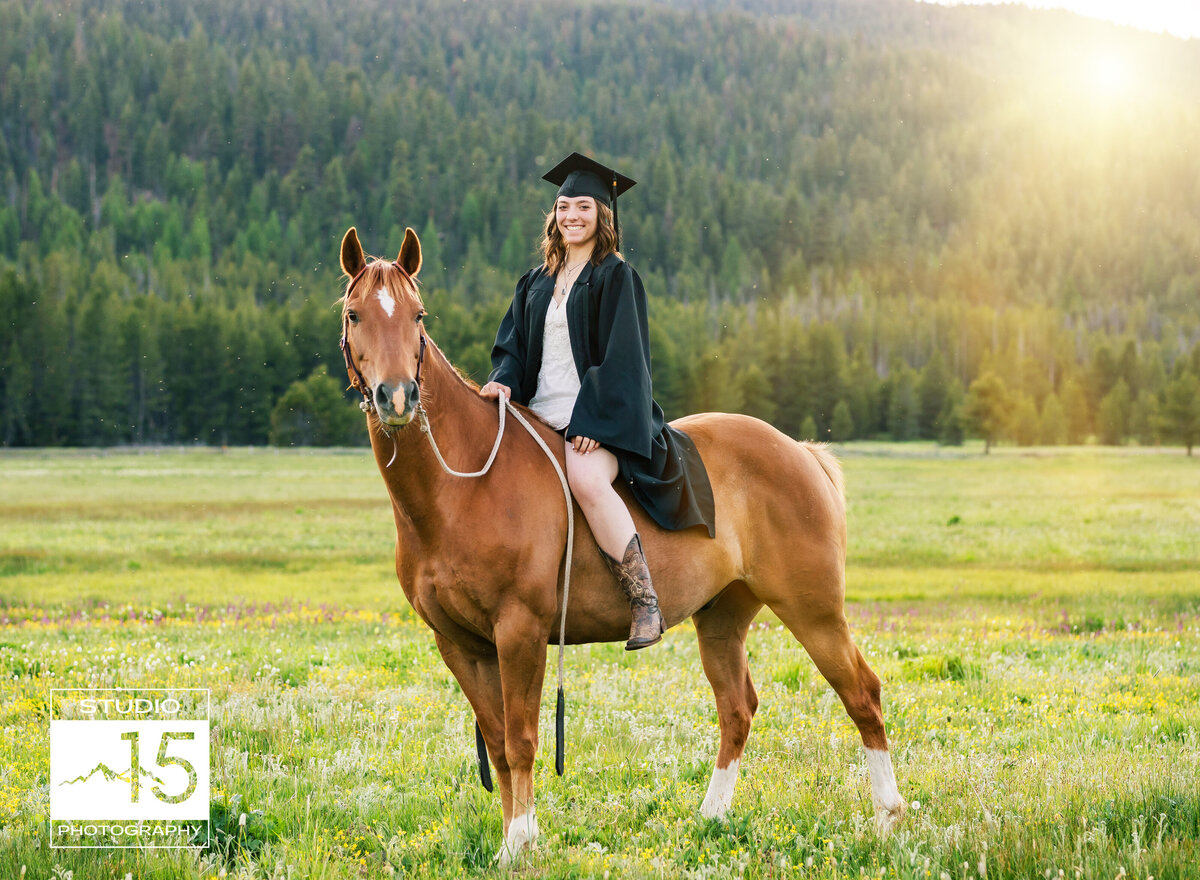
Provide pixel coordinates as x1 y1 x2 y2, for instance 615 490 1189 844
540 201 622 275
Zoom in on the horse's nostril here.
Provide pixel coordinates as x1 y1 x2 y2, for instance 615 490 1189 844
375 384 392 407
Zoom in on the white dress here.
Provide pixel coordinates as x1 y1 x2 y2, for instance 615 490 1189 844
528 291 581 431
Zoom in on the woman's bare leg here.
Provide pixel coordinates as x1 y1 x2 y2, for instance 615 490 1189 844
564 441 634 559
565 439 663 648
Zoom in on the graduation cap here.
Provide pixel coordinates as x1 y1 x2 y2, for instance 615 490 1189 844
543 151 636 242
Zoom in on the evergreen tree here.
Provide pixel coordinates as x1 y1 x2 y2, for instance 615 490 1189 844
499 218 528 276
738 364 777 425
1157 373 1200 456
269 369 362 447
1038 393 1067 446
1 339 32 446
886 367 918 441
807 323 846 436
916 351 950 440
0 205 19 258
75 289 130 445
769 321 810 437
1097 380 1131 446
690 350 743 415
937 399 965 446
964 372 1010 454
184 211 212 263
719 237 747 299
1129 391 1159 446
830 399 854 442
1010 393 1039 446
1060 377 1091 445
1087 344 1120 412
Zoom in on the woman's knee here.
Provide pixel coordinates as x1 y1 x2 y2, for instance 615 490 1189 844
565 447 617 506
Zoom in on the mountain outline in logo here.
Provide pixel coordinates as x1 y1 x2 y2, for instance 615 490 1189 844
59 760 168 788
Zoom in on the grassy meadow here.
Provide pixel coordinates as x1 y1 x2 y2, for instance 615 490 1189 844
1 443 1198 879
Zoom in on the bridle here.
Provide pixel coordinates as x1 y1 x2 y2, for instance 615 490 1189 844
339 260 426 415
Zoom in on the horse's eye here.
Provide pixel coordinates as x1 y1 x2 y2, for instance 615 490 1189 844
416 311 428 323
347 310 359 324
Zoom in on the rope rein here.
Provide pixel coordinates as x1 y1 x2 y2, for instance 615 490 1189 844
414 394 574 736
414 396 507 478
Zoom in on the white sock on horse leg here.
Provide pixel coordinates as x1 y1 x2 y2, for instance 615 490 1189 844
864 748 905 830
700 759 740 820
496 807 539 865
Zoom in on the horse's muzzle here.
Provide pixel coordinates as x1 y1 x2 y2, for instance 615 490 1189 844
373 379 420 426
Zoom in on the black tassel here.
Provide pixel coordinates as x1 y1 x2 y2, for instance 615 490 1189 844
555 686 565 776
475 719 493 792
611 178 620 246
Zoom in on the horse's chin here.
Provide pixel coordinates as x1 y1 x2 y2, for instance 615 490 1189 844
376 411 413 430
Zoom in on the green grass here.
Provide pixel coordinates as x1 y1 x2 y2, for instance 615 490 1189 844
1 444 1198 878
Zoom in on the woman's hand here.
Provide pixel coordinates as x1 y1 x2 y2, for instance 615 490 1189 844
479 381 511 400
572 436 600 455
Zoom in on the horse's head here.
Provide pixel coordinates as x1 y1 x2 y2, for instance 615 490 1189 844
339 226 425 427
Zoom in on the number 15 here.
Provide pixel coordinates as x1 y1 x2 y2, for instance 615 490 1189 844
119 731 198 804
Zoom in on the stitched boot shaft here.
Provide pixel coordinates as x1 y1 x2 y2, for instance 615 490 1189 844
602 534 664 650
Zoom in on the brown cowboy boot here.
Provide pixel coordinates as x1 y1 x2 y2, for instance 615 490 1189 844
602 534 664 650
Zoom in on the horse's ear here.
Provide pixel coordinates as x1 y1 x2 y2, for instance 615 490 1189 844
340 227 366 278
397 227 422 278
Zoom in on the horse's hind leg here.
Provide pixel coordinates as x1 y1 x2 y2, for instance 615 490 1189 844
775 602 906 833
692 581 763 820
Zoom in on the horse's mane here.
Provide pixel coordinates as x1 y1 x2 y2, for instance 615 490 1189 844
424 336 483 393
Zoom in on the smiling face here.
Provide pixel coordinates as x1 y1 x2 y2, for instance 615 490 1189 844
555 196 599 250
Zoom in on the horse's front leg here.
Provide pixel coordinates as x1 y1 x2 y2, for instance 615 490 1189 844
493 608 552 866
431 634 515 829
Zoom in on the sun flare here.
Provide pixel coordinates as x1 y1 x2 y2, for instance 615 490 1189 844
1087 50 1132 96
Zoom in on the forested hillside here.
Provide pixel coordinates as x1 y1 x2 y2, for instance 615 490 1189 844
1 0 1198 447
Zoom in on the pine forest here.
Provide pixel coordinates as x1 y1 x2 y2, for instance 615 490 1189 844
1 0 1199 450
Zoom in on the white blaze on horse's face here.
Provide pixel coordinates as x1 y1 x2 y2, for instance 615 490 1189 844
343 263 426 428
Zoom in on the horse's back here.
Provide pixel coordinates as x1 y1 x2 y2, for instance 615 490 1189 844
670 412 847 607
671 411 843 510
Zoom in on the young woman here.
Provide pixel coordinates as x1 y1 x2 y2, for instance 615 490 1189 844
481 152 715 650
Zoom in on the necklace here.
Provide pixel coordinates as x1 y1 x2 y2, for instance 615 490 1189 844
554 259 588 299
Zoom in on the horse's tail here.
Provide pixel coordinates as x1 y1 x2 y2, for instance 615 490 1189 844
799 441 844 503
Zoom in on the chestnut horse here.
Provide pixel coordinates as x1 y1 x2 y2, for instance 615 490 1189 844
337 226 905 864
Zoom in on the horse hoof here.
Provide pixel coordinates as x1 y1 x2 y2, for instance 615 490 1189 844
494 808 539 867
874 796 907 836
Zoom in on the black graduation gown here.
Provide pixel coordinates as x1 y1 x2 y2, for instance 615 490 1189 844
488 254 716 538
